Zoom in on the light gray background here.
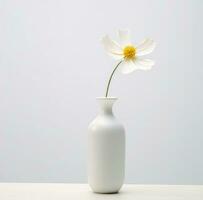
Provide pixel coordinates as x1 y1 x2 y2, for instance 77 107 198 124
0 0 202 184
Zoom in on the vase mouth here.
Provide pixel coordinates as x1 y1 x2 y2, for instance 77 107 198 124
96 97 118 100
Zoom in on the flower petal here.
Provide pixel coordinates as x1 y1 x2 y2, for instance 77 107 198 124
137 58 155 66
136 38 151 50
118 59 138 74
107 52 124 60
101 35 122 55
118 30 131 47
133 58 154 70
136 38 156 56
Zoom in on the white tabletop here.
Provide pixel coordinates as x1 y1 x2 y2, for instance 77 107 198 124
0 183 202 200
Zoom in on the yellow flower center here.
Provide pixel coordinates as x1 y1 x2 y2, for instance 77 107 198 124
123 45 136 59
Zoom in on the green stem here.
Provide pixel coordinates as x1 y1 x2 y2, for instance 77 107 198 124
105 60 123 97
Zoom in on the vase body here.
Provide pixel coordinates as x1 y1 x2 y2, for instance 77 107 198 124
88 97 125 193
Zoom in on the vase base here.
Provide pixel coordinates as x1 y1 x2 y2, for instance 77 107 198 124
93 190 119 194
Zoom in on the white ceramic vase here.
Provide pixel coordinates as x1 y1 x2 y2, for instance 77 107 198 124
88 97 125 193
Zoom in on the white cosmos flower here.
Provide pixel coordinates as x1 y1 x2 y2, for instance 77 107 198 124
101 30 156 74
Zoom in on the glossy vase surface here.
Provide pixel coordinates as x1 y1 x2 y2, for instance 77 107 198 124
88 97 125 193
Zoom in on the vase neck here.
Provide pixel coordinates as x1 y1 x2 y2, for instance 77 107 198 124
97 97 117 115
